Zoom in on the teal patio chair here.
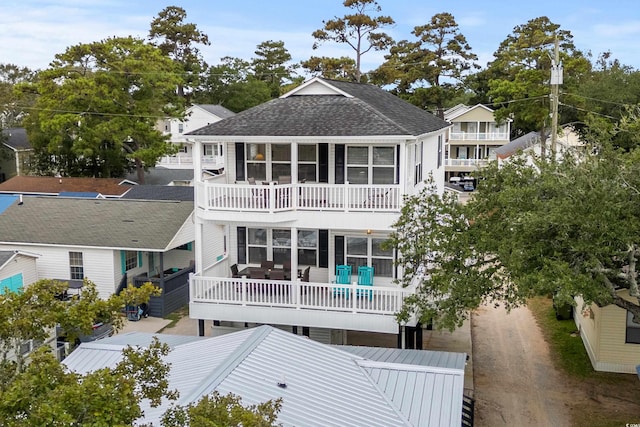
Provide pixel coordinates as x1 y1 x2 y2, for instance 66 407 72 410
333 264 352 298
357 266 374 300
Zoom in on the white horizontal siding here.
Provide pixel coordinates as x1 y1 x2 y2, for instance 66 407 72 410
0 244 117 298
0 253 38 286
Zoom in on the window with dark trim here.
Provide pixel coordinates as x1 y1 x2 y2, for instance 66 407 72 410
626 311 640 344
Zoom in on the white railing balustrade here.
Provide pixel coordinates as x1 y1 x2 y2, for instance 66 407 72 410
197 182 401 213
444 158 490 167
190 276 410 315
449 132 508 141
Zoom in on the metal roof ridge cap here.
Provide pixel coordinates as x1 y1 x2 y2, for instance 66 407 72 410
358 359 466 375
179 325 273 405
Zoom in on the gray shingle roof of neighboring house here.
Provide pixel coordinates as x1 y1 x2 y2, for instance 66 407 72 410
125 167 194 185
1 128 31 150
195 104 236 119
187 78 449 137
121 185 194 201
64 325 466 427
0 251 16 268
0 196 193 250
495 131 540 159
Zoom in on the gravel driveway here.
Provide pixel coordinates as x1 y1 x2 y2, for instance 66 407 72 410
472 304 573 426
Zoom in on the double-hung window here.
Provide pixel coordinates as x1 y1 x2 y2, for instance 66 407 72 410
347 146 395 184
247 228 267 264
69 252 84 280
271 144 291 180
272 229 292 265
124 251 138 271
298 144 317 182
344 236 394 278
246 143 267 181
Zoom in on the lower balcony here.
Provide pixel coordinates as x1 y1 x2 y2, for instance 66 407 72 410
189 276 415 334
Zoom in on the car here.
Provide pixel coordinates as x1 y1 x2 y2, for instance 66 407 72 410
463 182 475 191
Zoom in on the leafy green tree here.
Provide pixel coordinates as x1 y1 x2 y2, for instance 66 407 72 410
311 0 394 82
388 145 640 330
567 52 640 150
300 56 358 81
0 279 160 380
0 64 36 128
0 339 174 426
486 16 591 149
149 6 211 100
162 391 282 427
371 12 479 115
21 36 184 182
195 56 271 112
252 40 298 98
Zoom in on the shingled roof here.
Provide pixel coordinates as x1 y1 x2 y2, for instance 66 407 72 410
187 77 449 138
0 176 133 197
0 197 193 250
1 128 31 150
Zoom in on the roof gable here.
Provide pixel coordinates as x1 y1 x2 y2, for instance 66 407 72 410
1 128 31 150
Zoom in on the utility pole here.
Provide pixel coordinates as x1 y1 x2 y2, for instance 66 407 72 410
550 38 562 159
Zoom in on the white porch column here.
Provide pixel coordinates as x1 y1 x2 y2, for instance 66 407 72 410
191 138 203 184
291 141 298 182
290 226 298 278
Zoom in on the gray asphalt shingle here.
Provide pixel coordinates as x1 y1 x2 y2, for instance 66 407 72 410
187 78 449 137
0 197 193 250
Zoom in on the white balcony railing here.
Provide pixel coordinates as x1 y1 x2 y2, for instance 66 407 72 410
444 158 490 167
449 132 508 141
190 276 410 317
157 155 224 168
197 182 401 213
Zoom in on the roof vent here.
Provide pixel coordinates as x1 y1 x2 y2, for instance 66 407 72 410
277 374 287 389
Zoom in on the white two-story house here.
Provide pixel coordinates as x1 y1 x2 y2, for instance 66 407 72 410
444 104 511 182
185 77 450 346
156 104 235 173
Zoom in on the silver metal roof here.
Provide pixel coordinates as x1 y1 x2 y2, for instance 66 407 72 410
338 345 467 370
64 325 466 426
98 332 205 348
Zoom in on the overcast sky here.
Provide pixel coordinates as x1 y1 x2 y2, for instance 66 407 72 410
2 0 640 72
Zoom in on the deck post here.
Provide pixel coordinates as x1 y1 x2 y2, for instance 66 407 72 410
198 319 205 336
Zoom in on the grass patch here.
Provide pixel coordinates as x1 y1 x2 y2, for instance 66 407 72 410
528 296 640 427
162 305 188 330
527 296 594 378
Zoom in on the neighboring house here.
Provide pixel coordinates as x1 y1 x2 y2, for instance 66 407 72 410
120 185 194 202
157 104 235 173
495 125 584 166
64 325 468 427
0 249 55 359
0 128 32 181
125 167 196 187
443 104 511 181
574 292 640 374
0 196 195 317
0 175 136 198
185 77 450 346
0 249 38 295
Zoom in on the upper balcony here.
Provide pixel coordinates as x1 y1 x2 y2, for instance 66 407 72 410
448 132 509 143
157 154 224 170
196 181 402 226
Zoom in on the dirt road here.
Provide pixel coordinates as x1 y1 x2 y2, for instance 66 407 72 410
472 304 573 426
